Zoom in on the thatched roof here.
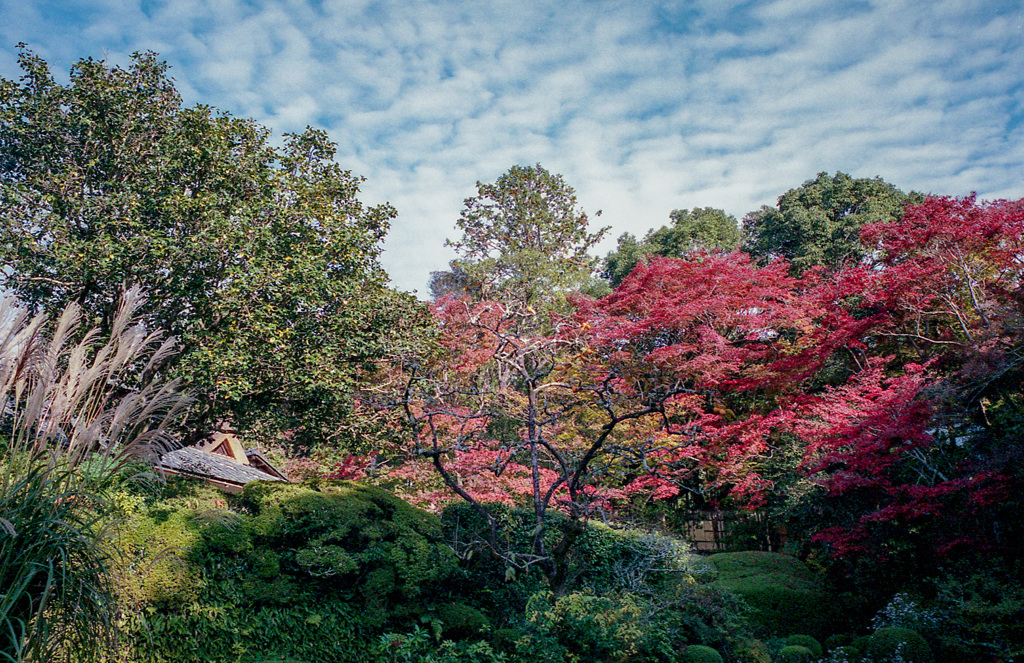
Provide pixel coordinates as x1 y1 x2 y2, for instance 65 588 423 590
158 422 288 493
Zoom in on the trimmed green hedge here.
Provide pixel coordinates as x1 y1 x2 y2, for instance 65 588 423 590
705 552 835 638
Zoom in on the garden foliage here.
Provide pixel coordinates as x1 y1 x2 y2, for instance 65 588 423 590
0 289 191 662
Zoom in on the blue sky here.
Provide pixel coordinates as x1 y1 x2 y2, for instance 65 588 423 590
2 1 1023 294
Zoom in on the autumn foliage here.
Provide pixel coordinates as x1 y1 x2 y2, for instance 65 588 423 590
379 193 1023 579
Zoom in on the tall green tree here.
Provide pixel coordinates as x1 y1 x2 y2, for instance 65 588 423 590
0 48 425 443
602 207 741 287
443 164 608 310
743 171 922 275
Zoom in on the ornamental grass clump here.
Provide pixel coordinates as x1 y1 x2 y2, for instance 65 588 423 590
0 288 191 662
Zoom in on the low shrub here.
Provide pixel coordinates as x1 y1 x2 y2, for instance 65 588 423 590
110 478 460 661
523 591 648 662
374 626 506 663
118 601 374 663
680 644 724 663
823 634 852 652
436 602 491 638
786 634 823 658
849 635 873 655
777 645 815 663
868 627 932 663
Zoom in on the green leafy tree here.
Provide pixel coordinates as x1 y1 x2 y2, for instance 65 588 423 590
602 207 741 287
443 164 608 310
602 232 650 290
0 47 426 442
651 207 742 255
743 172 922 275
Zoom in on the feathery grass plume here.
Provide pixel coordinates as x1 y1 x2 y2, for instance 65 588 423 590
0 287 192 662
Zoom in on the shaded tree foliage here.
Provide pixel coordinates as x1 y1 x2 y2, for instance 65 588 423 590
0 48 427 442
602 207 741 287
743 172 922 275
427 263 481 302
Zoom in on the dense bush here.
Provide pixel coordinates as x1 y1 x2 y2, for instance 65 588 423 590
731 638 772 663
112 495 208 609
867 627 932 663
232 479 459 622
108 478 459 661
435 603 491 639
786 635 823 658
926 562 1024 661
823 634 852 652
777 645 815 663
374 626 507 663
120 601 374 663
680 644 724 663
849 635 874 655
518 591 655 662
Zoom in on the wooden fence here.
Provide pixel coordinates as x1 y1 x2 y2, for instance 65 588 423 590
677 510 787 552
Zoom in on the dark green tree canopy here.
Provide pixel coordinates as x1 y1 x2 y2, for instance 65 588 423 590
743 171 923 275
0 48 426 442
445 164 608 310
427 263 481 302
601 206 741 287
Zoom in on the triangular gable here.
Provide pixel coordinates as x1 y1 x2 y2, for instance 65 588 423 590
199 421 250 465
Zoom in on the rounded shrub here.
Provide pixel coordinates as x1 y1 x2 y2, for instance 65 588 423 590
777 644 815 663
525 591 651 662
436 602 491 638
492 627 526 653
786 635 823 658
681 644 725 663
868 627 932 663
849 635 873 654
824 634 853 652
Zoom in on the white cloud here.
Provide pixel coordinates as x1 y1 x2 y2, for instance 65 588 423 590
2 0 1023 292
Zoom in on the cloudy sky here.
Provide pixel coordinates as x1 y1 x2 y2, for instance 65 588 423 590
2 1 1023 294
